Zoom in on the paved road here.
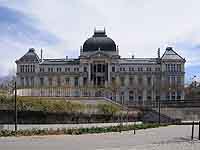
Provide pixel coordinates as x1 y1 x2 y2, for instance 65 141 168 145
0 125 200 150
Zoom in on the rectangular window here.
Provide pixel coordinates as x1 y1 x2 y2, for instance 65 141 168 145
177 64 181 72
129 91 134 102
166 92 170 100
147 90 152 100
48 68 53 72
57 68 62 72
65 78 70 85
155 67 160 72
26 77 29 86
138 77 143 84
33 65 35 72
129 67 134 72
57 77 61 86
48 78 52 86
40 68 44 72
31 77 34 86
120 77 125 86
102 65 105 72
171 76 176 84
22 65 25 72
84 67 87 72
112 77 116 85
83 77 87 85
27 65 30 72
147 77 151 85
129 77 134 85
168 76 171 85
177 76 181 84
147 67 151 72
25 65 28 72
21 77 24 87
177 91 181 100
112 66 115 72
138 67 143 72
74 77 79 87
172 91 176 100
40 77 44 86
97 64 101 72
30 65 33 72
20 65 23 72
65 68 70 72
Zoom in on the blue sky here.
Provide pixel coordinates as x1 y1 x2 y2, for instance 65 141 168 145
0 0 200 83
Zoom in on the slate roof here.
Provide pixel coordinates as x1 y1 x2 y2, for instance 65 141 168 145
161 47 185 61
17 48 40 63
118 58 159 64
40 58 80 65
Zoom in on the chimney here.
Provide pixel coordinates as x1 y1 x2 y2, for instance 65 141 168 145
66 56 68 59
80 46 83 55
41 49 43 61
157 48 160 58
116 45 119 54
132 54 135 59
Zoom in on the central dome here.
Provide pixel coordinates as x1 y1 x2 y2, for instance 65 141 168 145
83 29 116 52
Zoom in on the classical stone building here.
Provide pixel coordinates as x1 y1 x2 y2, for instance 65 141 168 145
16 29 186 104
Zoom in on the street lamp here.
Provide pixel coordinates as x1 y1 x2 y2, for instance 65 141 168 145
14 81 17 132
9 79 18 132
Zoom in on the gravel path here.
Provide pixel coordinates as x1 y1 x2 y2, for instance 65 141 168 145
0 125 200 150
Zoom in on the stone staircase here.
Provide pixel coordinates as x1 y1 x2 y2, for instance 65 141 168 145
63 96 126 109
140 109 181 124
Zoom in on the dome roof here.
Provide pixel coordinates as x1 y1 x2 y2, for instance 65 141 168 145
83 29 116 52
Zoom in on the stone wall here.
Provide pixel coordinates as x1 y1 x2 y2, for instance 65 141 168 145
154 107 200 121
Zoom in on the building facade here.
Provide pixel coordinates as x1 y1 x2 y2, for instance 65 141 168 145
16 29 186 104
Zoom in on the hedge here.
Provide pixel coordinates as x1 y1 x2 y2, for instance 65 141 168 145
0 123 166 137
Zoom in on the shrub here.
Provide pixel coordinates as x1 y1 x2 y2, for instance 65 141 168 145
97 103 120 115
0 123 167 137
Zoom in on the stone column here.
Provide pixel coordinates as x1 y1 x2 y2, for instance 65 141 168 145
134 75 138 87
88 63 91 85
70 77 74 87
116 91 121 103
116 75 120 87
143 90 147 104
44 76 48 87
143 75 147 103
79 76 83 87
124 90 129 105
107 63 111 84
60 76 65 86
125 75 129 87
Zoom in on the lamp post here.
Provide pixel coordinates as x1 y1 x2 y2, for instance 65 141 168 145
158 96 160 125
14 81 17 132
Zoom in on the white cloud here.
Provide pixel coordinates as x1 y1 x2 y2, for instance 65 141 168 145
0 0 200 76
